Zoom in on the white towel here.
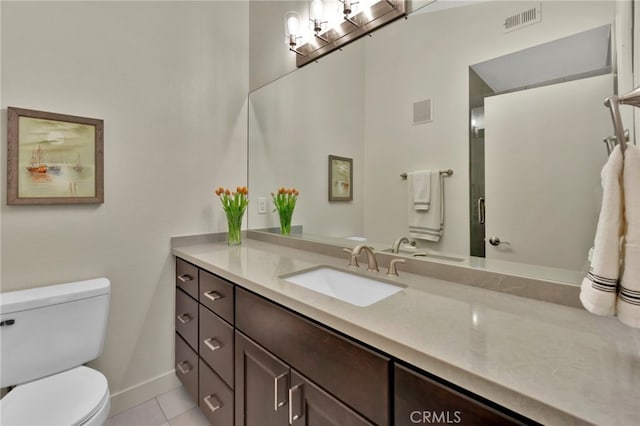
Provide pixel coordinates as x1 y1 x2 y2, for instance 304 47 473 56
409 172 444 241
618 145 640 328
410 170 431 211
580 145 624 316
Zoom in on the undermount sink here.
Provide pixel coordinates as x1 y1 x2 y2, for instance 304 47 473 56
280 266 405 307
380 248 464 262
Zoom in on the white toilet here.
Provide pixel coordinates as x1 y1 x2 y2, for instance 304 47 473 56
0 278 111 425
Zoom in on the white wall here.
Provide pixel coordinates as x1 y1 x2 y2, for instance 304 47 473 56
248 42 365 236
1 0 248 415
362 0 615 256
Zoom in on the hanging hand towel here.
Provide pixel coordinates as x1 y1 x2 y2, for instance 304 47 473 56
410 170 431 211
618 145 640 328
409 171 444 241
580 145 624 316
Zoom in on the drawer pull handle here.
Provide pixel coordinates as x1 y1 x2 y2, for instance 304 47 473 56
176 361 192 374
204 337 222 352
274 372 288 411
204 291 222 302
203 394 222 413
177 274 193 283
288 384 304 424
177 314 192 324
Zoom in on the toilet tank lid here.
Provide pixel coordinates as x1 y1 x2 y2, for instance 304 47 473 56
0 278 110 315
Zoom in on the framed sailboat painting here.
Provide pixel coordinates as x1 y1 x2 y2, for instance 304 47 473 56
7 107 104 205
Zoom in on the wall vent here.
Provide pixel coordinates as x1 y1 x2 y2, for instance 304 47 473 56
504 4 541 33
413 99 433 125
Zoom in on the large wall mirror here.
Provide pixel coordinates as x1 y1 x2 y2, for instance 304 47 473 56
248 0 634 285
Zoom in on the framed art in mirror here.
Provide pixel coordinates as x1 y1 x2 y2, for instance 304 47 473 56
7 107 104 205
328 155 352 201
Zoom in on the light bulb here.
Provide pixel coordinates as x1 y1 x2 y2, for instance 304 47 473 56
310 0 324 21
287 15 299 36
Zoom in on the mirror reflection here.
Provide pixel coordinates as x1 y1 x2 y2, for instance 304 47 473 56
248 0 628 284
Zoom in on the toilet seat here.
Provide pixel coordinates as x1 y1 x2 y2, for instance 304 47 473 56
0 366 110 426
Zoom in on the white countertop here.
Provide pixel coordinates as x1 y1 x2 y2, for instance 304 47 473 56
172 238 640 426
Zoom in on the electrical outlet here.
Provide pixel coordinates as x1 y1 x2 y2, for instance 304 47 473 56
257 197 267 214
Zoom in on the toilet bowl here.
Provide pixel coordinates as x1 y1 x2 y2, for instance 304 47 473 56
0 278 111 425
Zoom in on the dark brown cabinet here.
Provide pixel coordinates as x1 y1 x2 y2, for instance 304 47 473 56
175 258 237 424
235 331 372 426
175 256 533 426
394 364 528 426
236 287 389 425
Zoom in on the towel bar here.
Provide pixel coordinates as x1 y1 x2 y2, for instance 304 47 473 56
400 169 453 180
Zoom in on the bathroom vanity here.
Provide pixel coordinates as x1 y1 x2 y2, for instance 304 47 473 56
172 235 640 425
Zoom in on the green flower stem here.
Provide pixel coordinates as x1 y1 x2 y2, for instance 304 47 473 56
226 209 244 245
272 190 298 236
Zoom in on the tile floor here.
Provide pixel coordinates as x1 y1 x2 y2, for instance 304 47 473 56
105 386 209 426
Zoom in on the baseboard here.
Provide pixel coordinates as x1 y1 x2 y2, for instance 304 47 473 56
108 369 181 417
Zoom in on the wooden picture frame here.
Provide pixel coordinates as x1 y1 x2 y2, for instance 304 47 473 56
7 107 104 205
328 155 353 201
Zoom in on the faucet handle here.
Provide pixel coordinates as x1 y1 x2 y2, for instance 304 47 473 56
343 248 359 268
386 258 406 276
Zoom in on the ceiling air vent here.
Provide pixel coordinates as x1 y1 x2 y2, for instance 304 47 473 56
504 4 541 33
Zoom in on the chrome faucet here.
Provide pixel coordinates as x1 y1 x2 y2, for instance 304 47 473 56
344 244 379 272
391 236 415 254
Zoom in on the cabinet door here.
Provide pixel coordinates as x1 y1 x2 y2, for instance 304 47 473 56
235 332 289 426
289 370 373 426
394 364 526 426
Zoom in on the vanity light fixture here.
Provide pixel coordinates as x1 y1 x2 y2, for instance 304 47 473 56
286 0 407 67
310 0 329 42
285 11 304 56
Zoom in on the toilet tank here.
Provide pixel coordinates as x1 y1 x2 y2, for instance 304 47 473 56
0 278 110 387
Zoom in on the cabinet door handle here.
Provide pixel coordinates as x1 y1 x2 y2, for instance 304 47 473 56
477 197 485 225
274 372 288 411
176 313 192 324
177 274 193 283
176 361 191 375
204 337 222 352
203 394 222 413
288 384 304 424
204 290 222 302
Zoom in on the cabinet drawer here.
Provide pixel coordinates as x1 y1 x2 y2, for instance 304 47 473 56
236 288 390 425
199 359 234 425
176 258 199 300
199 305 234 388
199 270 234 325
176 288 198 351
175 333 198 404
394 364 527 426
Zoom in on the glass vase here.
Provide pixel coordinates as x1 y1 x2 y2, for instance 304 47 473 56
226 209 244 245
278 209 293 236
